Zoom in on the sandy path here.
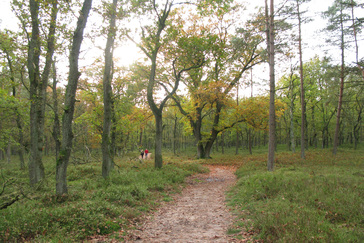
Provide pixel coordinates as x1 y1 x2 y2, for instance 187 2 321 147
126 165 237 242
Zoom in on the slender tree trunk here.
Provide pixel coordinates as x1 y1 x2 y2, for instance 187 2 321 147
111 100 116 157
173 116 178 155
333 7 345 155
236 81 239 155
139 129 143 146
52 60 61 160
267 0 275 171
17 119 25 169
39 0 58 156
6 49 25 169
56 0 92 195
296 0 306 159
221 132 225 154
102 0 117 178
289 76 296 152
7 139 11 163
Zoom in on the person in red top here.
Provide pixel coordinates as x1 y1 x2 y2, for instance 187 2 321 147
144 149 149 159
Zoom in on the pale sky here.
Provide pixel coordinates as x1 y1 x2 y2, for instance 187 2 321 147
1 0 361 64
0 0 363 95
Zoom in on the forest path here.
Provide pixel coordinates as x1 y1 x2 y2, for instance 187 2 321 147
126 165 239 242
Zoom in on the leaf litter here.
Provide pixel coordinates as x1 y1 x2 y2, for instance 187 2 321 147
124 165 246 242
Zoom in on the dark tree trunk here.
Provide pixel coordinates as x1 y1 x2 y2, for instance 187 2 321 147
28 0 44 185
28 0 58 185
56 0 92 195
51 60 61 161
155 113 163 168
6 140 11 164
289 72 296 153
353 100 362 149
221 132 225 154
173 116 178 155
248 129 253 155
102 0 117 178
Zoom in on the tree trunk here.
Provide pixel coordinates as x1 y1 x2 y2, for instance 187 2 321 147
56 0 92 195
221 132 225 154
6 139 11 164
102 0 117 178
333 6 345 155
52 60 61 160
155 113 163 168
296 0 306 159
6 49 25 169
290 88 295 152
267 0 275 171
28 0 44 185
248 129 253 155
353 101 362 149
173 116 178 155
236 81 239 155
111 100 116 158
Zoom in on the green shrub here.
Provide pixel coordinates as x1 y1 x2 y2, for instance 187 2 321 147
0 155 206 242
228 150 364 242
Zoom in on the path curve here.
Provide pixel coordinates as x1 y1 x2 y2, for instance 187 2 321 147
126 165 237 242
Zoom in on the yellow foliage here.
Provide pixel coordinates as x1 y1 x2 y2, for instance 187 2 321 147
237 96 286 131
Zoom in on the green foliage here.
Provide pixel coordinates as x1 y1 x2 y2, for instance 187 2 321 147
0 154 207 242
228 149 364 242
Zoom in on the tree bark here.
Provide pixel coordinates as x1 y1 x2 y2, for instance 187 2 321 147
56 0 92 195
333 5 345 155
296 0 306 159
102 0 117 178
221 132 225 154
236 81 239 155
289 70 296 153
267 0 275 171
28 0 44 185
155 113 163 168
144 3 172 168
51 60 61 160
173 116 178 155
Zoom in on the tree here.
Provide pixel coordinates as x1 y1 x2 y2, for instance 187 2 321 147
27 0 58 185
277 64 299 152
294 0 311 159
0 30 27 169
129 1 208 167
323 0 351 155
102 0 118 178
56 0 93 196
266 0 275 171
170 8 264 159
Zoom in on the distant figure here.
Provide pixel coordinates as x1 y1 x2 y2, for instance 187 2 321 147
144 149 149 159
140 149 144 159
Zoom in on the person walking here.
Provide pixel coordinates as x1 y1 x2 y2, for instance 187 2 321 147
140 149 144 159
144 149 149 159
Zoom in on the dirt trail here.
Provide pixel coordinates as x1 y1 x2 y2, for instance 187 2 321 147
126 165 238 242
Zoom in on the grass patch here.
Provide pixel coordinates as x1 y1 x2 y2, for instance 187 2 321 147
227 148 364 242
0 152 207 242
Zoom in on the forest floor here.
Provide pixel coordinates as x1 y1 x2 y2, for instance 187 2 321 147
123 165 245 242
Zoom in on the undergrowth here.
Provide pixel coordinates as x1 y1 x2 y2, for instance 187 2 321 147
0 153 207 242
1 147 363 242
227 148 364 242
